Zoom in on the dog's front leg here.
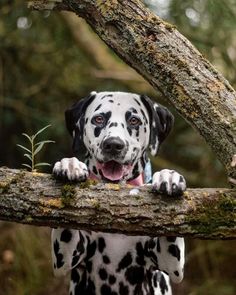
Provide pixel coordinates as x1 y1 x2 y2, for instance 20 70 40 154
52 229 88 276
53 157 89 181
52 158 89 276
151 169 186 283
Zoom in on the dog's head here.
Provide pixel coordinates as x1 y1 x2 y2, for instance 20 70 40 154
65 91 173 181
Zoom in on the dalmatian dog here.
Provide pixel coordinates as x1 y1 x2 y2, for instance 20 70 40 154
52 91 186 295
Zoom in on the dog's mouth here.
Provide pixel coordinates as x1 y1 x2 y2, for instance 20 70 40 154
96 160 132 181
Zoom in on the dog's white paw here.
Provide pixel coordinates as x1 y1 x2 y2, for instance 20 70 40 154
53 157 88 181
152 169 186 197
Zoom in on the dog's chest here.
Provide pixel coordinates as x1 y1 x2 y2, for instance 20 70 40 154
77 231 153 294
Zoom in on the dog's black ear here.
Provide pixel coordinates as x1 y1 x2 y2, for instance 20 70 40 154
65 92 96 154
140 95 174 156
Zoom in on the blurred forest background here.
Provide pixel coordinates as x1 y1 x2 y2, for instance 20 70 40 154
0 0 236 294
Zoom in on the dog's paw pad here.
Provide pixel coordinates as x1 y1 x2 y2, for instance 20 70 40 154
53 157 88 182
152 169 186 197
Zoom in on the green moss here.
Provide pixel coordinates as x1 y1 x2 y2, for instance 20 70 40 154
185 194 236 236
90 199 101 209
11 171 26 184
218 195 236 211
61 184 76 207
0 181 10 193
0 171 26 194
79 179 98 189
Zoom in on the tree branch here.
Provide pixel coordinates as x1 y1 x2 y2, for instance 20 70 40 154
28 0 236 180
0 167 235 239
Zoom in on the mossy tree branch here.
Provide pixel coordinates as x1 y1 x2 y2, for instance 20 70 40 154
27 0 236 180
0 168 235 239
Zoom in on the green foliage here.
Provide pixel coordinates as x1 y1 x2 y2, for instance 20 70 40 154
17 125 55 171
1 0 236 294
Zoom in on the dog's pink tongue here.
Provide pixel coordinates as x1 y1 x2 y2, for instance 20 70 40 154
101 161 124 181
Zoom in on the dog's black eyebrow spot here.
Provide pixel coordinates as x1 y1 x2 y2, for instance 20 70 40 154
94 104 102 111
134 98 141 106
109 122 118 128
108 100 114 103
101 94 113 100
130 107 138 114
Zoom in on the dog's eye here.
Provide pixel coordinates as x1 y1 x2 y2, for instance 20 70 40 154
93 115 104 125
128 117 141 126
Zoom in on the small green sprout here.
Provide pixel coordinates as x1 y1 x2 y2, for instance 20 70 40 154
17 124 55 172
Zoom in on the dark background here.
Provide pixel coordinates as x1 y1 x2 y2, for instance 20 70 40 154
0 0 235 294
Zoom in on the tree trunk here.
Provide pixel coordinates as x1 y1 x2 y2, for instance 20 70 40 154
28 0 236 180
0 168 235 239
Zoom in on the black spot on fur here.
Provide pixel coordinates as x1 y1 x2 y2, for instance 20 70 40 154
94 127 102 138
167 236 176 242
117 252 132 272
127 126 132 136
75 271 87 295
101 284 112 295
119 282 129 295
136 242 145 266
121 123 125 128
109 122 118 128
179 175 185 183
148 239 155 249
131 162 140 180
86 260 93 273
134 98 141 106
160 274 168 294
125 266 144 285
98 237 106 253
53 239 64 268
153 272 158 288
77 231 85 253
87 277 96 294
101 94 113 100
92 166 98 175
86 240 97 260
99 268 108 280
109 100 114 103
140 109 148 124
134 285 144 295
168 244 181 261
174 270 179 277
109 275 116 285
71 269 80 283
60 229 72 243
103 255 111 264
95 104 102 111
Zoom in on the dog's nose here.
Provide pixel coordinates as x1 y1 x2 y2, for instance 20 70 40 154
103 137 125 154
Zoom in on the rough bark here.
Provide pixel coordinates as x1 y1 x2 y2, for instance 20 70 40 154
0 167 235 239
28 0 236 180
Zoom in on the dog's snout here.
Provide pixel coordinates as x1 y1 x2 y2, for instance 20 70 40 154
103 137 125 154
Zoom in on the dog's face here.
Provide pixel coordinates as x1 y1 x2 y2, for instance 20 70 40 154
65 91 173 182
